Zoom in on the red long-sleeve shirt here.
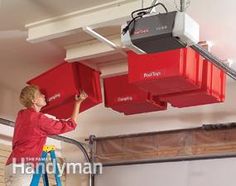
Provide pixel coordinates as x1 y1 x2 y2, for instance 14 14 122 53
6 108 77 165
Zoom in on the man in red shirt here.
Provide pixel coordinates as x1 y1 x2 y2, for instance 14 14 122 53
5 85 87 186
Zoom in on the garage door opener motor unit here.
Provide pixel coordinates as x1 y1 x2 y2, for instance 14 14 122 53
121 3 199 53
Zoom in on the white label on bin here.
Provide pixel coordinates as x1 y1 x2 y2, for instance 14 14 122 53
48 93 61 102
117 96 133 102
143 71 161 79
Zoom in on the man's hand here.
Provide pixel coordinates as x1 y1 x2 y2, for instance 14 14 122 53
71 91 88 121
75 90 88 103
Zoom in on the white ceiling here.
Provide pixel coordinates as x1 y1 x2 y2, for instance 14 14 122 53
0 0 114 30
0 0 236 91
0 0 116 90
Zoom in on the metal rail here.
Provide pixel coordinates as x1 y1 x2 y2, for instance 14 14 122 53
147 0 158 13
191 44 236 80
180 0 186 12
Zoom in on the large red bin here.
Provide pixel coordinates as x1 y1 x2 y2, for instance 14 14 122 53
104 74 167 115
128 48 202 95
28 62 102 119
160 57 226 107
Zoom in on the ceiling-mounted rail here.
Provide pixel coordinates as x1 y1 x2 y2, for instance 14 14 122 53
180 0 186 12
191 44 236 80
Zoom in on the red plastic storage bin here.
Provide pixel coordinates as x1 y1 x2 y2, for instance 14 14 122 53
160 57 226 107
128 48 202 95
104 74 167 115
28 62 102 119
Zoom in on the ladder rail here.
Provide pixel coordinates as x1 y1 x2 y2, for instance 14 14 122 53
30 146 63 186
50 150 62 186
30 151 49 186
42 170 49 186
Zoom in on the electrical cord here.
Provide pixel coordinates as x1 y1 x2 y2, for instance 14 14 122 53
122 15 143 35
131 2 168 19
122 2 169 35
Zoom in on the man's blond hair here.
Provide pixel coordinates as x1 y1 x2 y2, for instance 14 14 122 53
19 85 39 108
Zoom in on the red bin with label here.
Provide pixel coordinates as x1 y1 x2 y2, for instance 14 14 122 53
28 62 102 119
128 48 202 95
104 74 167 115
160 57 226 107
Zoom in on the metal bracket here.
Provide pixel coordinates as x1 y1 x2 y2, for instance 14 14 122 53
83 26 127 57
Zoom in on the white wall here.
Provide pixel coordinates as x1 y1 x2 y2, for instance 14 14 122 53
64 81 236 186
0 84 21 121
0 84 21 146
